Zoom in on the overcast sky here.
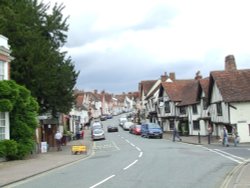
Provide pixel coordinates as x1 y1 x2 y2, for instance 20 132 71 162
44 0 250 94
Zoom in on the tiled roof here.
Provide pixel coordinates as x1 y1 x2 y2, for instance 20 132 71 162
210 69 250 102
199 77 209 98
75 95 84 108
162 80 199 106
140 80 157 96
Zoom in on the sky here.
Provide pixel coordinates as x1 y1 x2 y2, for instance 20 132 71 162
43 0 250 94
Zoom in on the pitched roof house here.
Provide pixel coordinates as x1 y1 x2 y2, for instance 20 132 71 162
208 55 250 142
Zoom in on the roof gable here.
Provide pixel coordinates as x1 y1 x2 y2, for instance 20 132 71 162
210 69 250 102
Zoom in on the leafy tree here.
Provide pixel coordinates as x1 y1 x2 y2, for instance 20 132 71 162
0 80 39 160
0 0 79 117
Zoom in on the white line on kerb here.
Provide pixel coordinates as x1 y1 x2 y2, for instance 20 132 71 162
123 160 138 170
89 175 115 188
139 152 143 158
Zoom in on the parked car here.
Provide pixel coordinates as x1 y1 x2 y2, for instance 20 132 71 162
100 115 107 121
141 123 163 138
92 128 105 141
129 124 141 135
91 121 103 136
123 121 134 131
107 125 118 132
106 114 113 119
119 117 128 127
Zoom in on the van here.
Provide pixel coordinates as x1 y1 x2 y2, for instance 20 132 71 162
141 123 163 139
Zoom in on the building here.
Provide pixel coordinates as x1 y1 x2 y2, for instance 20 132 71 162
0 35 13 140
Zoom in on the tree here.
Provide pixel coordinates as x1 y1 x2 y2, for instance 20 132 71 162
0 0 79 116
0 80 39 160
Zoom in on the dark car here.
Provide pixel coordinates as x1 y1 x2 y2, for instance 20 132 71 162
107 125 118 132
141 123 163 138
100 115 107 121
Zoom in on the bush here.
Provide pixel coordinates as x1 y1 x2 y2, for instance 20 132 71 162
0 139 18 160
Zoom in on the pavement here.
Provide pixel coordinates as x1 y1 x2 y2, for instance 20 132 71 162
0 131 249 188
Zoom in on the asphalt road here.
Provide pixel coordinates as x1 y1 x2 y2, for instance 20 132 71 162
9 115 248 188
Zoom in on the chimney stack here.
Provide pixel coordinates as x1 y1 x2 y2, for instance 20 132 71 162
225 55 237 71
195 70 202 80
161 72 167 82
169 72 176 81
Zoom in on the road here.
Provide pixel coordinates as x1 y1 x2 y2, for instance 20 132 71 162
9 115 250 188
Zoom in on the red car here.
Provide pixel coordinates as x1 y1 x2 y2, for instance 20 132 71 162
129 124 141 135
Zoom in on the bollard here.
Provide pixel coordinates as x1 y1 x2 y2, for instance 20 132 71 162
208 133 211 144
198 132 201 144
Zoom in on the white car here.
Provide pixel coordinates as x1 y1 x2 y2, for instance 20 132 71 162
119 117 128 127
123 121 134 131
92 129 105 141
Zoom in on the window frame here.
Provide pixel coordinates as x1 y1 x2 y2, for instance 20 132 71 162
216 102 222 116
0 112 6 140
164 101 170 113
0 61 4 80
179 106 186 115
192 104 198 114
193 120 200 130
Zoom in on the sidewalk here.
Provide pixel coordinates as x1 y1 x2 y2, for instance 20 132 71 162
0 129 93 187
0 131 249 187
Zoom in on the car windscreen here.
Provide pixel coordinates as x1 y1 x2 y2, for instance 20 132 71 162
93 129 103 134
148 123 161 129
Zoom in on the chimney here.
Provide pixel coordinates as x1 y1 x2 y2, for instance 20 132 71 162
94 89 98 94
225 55 237 71
161 72 167 82
195 70 202 80
169 72 175 81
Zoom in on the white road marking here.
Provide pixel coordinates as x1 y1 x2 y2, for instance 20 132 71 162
89 175 116 188
125 139 130 143
130 143 135 147
214 149 246 161
123 160 138 170
112 141 120 150
207 148 243 164
139 152 143 158
136 147 141 151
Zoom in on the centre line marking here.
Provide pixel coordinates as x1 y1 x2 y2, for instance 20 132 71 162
89 175 115 188
123 160 138 170
136 147 141 151
139 152 143 158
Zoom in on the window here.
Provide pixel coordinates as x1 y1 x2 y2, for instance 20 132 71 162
0 112 6 140
0 61 4 80
216 102 222 116
192 104 198 114
170 120 175 130
203 99 208 110
249 124 250 136
164 101 170 113
193 120 200 130
179 106 186 114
